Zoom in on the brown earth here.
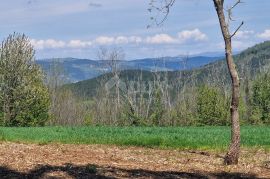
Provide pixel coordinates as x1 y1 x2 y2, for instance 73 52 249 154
0 142 269 178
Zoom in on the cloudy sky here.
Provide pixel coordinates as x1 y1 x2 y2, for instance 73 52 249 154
0 0 269 60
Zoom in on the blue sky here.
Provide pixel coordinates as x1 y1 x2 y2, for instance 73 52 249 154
0 0 269 60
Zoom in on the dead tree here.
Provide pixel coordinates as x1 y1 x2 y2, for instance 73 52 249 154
95 47 125 125
149 0 243 165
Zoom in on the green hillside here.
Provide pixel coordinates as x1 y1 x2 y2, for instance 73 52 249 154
66 41 270 99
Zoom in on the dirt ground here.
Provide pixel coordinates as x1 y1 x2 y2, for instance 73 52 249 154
0 142 269 179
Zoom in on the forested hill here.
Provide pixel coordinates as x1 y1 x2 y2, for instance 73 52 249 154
66 41 270 99
38 56 220 82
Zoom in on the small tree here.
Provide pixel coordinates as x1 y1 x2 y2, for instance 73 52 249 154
149 0 244 164
251 72 270 124
197 85 229 126
0 33 50 126
150 88 165 126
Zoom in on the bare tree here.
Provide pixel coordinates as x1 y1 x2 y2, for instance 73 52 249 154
46 60 86 126
94 47 125 125
149 0 243 164
46 59 67 119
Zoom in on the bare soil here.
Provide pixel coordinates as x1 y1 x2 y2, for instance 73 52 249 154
0 142 269 178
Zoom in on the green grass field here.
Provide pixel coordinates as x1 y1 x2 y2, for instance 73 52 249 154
0 126 269 150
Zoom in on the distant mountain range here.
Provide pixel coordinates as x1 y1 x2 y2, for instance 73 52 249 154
65 41 270 99
37 55 223 82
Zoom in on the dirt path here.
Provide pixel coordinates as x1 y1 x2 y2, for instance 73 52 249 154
0 142 269 178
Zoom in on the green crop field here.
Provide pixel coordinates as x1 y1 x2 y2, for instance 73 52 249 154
0 126 269 150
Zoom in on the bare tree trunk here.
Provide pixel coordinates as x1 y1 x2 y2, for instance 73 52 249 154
213 0 241 165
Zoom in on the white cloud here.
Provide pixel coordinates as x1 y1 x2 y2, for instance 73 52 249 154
145 34 177 44
144 29 207 45
232 40 248 50
257 29 270 39
67 40 92 48
178 29 207 42
31 29 208 50
95 35 142 45
31 39 65 49
94 36 115 45
115 36 129 44
235 30 254 39
129 36 142 43
217 40 255 51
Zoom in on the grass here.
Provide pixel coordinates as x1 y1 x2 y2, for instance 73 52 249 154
0 126 269 150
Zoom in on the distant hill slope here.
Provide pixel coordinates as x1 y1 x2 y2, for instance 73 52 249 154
37 56 221 82
66 41 270 99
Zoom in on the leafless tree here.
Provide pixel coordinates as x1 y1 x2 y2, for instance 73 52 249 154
149 0 243 165
46 59 85 125
93 47 125 125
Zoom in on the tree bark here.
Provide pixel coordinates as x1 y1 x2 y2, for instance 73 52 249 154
213 0 241 165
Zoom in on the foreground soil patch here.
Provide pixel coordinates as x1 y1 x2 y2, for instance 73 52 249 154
0 142 269 178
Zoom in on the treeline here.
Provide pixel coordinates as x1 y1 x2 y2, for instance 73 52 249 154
81 72 270 126
0 33 269 127
50 48 270 126
49 72 270 127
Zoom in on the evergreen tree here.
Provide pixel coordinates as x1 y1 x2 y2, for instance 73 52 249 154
251 72 270 124
197 85 229 125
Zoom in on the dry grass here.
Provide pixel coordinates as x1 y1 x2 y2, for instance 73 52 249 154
0 142 269 178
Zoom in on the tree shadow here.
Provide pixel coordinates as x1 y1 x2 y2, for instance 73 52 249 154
263 161 270 169
0 163 258 179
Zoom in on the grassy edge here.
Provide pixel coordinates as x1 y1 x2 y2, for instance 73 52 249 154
0 138 269 153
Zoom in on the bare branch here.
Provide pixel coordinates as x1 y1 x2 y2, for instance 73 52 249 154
148 0 176 27
227 0 244 21
231 21 244 38
231 0 243 10
224 0 244 38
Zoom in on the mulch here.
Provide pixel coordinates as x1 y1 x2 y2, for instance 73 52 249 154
0 142 269 178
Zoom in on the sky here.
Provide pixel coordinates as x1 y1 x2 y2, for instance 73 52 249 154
0 0 269 60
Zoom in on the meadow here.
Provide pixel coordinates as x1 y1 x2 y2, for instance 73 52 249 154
0 126 269 150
